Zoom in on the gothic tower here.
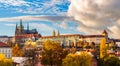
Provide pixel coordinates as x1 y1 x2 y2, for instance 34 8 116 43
15 23 18 36
15 19 24 36
102 30 108 38
52 30 56 36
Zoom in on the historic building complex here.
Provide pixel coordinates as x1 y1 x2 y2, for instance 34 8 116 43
37 30 108 48
13 20 41 47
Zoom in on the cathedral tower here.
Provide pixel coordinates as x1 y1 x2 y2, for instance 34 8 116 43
15 19 24 36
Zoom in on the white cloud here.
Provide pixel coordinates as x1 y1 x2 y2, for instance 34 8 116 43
30 23 53 31
4 24 16 26
29 23 55 35
0 15 74 23
0 0 29 6
68 0 120 38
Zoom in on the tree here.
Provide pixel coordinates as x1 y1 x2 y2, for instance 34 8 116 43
99 56 120 66
0 54 12 66
23 40 38 66
12 43 23 57
100 38 107 59
104 56 120 66
41 40 68 66
77 41 84 48
62 52 92 66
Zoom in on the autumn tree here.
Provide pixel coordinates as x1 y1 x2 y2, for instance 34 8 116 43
104 56 120 66
62 52 92 66
0 54 12 66
12 43 23 57
100 38 107 59
41 40 68 66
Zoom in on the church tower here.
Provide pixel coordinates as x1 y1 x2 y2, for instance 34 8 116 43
57 30 60 36
102 30 108 38
52 30 56 36
15 19 24 36
27 23 30 34
15 23 18 36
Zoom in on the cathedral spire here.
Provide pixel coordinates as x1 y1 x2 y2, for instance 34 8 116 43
57 30 60 36
27 23 29 34
19 19 24 30
27 23 29 31
20 19 23 28
52 30 56 36
15 23 18 36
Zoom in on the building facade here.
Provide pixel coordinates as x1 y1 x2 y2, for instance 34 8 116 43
37 30 108 48
0 42 12 58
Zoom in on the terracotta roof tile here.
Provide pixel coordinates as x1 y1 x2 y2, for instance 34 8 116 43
0 42 10 47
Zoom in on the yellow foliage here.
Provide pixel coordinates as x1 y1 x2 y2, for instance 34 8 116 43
62 52 92 66
25 40 37 47
43 40 61 51
100 38 107 58
0 53 12 66
12 43 23 57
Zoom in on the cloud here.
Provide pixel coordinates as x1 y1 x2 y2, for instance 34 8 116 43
0 0 69 15
4 24 16 26
29 23 54 31
68 0 120 38
0 15 74 23
0 0 30 6
29 23 56 36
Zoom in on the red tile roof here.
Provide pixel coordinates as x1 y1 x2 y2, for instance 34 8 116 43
83 35 104 38
40 34 83 38
13 34 41 38
0 42 10 47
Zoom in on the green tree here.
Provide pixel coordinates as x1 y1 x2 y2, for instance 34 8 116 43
99 56 120 66
62 52 92 66
104 56 120 66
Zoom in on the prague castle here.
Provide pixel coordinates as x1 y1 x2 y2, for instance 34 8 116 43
37 30 109 48
11 20 120 48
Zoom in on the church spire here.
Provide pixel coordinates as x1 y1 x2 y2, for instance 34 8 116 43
27 23 29 34
15 23 18 36
20 19 23 28
27 23 29 30
52 30 56 36
57 30 60 36
19 19 24 30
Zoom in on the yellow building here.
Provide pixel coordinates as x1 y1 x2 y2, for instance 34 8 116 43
37 30 108 48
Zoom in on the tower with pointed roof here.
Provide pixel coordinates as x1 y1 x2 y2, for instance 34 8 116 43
15 19 24 36
102 30 108 37
52 30 56 36
57 30 60 36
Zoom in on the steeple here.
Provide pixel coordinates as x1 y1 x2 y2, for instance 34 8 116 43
57 30 60 36
27 23 29 30
52 30 56 36
15 23 18 36
27 23 29 34
102 30 108 38
20 19 23 29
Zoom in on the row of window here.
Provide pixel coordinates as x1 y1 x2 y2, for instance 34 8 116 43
0 49 11 53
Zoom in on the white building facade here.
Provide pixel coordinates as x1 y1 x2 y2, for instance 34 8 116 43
0 42 12 58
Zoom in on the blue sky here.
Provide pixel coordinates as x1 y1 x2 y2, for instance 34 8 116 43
0 0 82 36
0 0 120 38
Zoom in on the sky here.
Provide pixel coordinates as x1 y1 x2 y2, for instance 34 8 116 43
0 0 120 38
